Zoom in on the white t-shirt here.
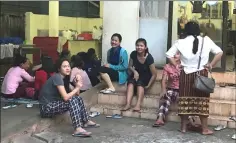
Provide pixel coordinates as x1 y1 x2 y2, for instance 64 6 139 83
166 36 223 74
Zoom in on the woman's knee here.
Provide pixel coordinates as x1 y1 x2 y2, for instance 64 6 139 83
136 86 145 94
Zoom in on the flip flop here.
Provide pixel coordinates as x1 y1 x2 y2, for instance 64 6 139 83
106 114 122 119
232 134 236 140
214 125 226 131
120 107 131 111
72 131 92 137
89 111 100 118
132 109 141 113
102 88 115 94
229 116 236 122
152 121 165 127
178 129 187 133
83 123 100 128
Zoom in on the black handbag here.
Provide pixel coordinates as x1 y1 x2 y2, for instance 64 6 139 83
193 37 215 93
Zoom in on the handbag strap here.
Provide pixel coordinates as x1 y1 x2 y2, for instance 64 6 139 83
197 37 213 78
197 37 204 69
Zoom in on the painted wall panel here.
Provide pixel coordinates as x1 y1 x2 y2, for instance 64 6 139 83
102 1 140 62
139 18 168 67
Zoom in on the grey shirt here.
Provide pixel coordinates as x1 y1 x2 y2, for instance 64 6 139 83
39 73 64 105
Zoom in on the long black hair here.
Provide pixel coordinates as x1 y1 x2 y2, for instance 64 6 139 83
13 54 28 67
72 55 84 69
184 21 201 54
55 58 70 93
41 56 55 79
135 38 149 54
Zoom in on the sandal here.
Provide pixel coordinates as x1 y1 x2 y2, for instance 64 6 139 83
121 106 131 111
229 116 236 122
232 134 236 140
83 123 100 128
72 131 92 137
132 108 141 113
89 112 100 118
106 114 122 119
152 121 165 127
214 125 226 131
100 88 115 94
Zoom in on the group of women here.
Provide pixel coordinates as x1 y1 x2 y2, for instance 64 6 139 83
1 21 223 137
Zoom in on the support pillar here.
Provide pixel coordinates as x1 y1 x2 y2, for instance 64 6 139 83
49 1 59 37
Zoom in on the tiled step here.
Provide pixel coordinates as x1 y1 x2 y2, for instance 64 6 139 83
113 81 162 95
90 104 236 129
98 93 176 109
112 82 236 101
98 93 236 117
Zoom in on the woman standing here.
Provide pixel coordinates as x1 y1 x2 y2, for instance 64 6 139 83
99 33 128 94
121 38 156 112
39 58 99 137
166 21 223 135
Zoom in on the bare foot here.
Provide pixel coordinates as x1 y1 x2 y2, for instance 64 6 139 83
202 128 213 135
74 127 91 134
85 120 96 126
121 105 131 111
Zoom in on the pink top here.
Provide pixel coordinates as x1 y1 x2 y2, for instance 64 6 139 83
163 64 181 89
1 66 35 94
70 67 92 91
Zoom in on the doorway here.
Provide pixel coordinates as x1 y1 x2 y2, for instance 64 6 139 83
168 1 234 72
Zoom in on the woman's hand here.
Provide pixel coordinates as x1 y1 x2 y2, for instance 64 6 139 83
104 64 110 68
75 80 83 88
204 63 213 71
159 91 166 99
75 74 82 82
133 71 139 81
145 85 150 90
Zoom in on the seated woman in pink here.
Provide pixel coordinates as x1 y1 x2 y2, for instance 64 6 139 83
70 55 92 93
153 53 181 127
1 55 35 98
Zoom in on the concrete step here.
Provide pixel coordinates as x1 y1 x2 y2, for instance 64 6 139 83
90 104 236 129
98 93 236 117
112 82 236 101
113 81 162 95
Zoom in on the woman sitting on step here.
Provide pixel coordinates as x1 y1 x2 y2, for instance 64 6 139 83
1 55 35 98
99 33 128 94
70 55 92 93
153 52 181 127
121 38 156 112
39 58 99 137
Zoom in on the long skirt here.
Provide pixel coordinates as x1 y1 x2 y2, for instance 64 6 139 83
178 69 210 117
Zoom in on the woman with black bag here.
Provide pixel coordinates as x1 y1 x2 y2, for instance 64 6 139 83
166 21 223 135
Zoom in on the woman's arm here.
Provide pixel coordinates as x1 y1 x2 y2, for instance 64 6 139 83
145 64 157 89
109 50 129 71
21 70 35 82
161 73 168 93
210 52 223 67
166 41 179 66
57 85 80 101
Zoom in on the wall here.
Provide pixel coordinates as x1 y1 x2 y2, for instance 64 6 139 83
102 1 140 62
25 12 103 44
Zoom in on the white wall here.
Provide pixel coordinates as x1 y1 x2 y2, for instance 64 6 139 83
102 1 140 62
139 18 168 67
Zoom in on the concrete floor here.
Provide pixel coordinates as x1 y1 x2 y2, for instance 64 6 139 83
1 104 235 143
35 115 236 143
